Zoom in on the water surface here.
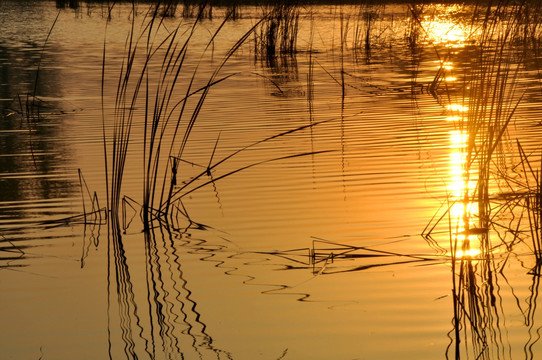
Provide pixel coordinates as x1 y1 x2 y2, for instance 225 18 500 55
2 1 542 359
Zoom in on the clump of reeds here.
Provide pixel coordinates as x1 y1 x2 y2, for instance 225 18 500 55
254 0 300 64
56 0 80 9
405 4 424 52
225 3 240 20
181 0 213 19
158 0 179 17
102 0 338 236
100 0 320 236
103 2 250 232
351 4 385 57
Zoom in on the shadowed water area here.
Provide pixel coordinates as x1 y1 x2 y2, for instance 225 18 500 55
2 1 542 359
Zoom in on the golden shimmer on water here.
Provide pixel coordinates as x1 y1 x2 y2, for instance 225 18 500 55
1 2 542 360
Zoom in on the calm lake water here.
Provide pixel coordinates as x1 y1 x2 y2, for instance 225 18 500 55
2 1 542 359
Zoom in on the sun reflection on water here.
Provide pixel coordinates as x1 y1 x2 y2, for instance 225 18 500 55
442 62 454 71
448 127 481 259
424 23 466 46
446 104 468 112
455 248 482 258
420 5 473 47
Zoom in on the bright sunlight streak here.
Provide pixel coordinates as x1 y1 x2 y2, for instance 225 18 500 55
448 128 482 259
421 6 472 47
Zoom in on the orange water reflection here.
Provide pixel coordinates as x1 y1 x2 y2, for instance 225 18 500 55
448 124 481 259
420 5 472 47
420 6 485 259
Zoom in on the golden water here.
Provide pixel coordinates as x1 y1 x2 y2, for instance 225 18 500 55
1 2 542 359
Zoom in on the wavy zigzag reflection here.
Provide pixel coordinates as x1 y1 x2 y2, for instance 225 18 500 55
144 227 233 360
110 229 152 360
108 221 234 360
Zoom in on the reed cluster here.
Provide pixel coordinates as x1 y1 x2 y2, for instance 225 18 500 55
350 3 385 54
56 0 81 8
254 0 300 63
102 2 257 233
102 1 330 236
